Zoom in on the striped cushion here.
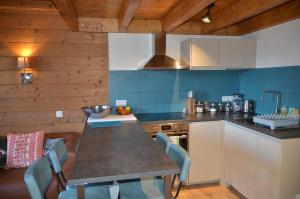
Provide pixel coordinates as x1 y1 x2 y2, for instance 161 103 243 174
7 131 44 168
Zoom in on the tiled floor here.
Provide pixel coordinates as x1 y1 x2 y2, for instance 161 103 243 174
174 185 241 199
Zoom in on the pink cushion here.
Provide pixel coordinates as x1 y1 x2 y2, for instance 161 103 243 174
6 131 45 168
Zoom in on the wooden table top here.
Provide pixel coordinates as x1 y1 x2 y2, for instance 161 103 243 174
68 122 179 185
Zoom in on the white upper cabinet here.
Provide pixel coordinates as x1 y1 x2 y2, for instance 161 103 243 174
219 39 256 68
108 33 153 70
181 39 219 68
180 37 256 69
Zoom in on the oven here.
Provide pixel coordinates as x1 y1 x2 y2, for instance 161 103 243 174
142 122 189 151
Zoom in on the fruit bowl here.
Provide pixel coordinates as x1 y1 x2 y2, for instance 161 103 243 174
82 105 112 118
116 106 132 115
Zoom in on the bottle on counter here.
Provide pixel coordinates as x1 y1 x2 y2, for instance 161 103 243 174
186 90 195 115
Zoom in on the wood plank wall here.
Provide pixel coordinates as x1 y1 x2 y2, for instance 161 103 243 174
0 12 108 135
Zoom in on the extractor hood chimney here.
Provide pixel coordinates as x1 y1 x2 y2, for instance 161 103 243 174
143 33 188 70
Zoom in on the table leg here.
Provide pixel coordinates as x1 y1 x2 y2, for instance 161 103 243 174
164 175 172 199
109 181 119 199
77 185 85 199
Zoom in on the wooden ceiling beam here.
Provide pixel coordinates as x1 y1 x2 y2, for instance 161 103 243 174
162 0 216 32
202 0 292 34
79 18 204 35
118 0 142 32
232 0 300 35
51 0 79 31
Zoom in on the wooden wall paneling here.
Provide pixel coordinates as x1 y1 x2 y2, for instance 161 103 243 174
0 0 59 15
0 110 86 125
170 21 202 34
0 29 107 43
0 84 107 98
0 13 69 30
0 42 107 57
0 123 85 136
0 12 108 135
0 57 107 71
0 70 107 84
0 96 108 112
127 19 162 32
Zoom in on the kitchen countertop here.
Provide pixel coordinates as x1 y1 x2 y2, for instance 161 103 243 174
135 112 300 140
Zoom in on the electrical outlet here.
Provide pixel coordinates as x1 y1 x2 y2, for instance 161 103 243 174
222 96 234 102
56 111 63 118
116 100 127 107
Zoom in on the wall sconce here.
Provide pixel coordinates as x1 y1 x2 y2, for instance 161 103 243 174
17 57 32 84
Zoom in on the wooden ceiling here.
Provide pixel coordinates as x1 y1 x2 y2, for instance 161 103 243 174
0 0 300 35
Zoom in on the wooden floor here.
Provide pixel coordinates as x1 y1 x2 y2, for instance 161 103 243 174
173 185 241 199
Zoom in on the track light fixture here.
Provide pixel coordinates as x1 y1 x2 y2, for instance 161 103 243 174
202 3 215 24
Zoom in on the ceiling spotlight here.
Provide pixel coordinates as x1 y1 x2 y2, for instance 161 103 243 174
202 3 215 24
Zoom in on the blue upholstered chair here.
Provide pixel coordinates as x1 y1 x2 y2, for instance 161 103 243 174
24 157 111 199
155 132 172 153
48 139 68 189
119 144 191 199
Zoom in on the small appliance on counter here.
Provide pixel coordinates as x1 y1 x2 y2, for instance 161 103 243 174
243 100 255 113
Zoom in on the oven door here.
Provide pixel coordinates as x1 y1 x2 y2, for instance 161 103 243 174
168 134 188 151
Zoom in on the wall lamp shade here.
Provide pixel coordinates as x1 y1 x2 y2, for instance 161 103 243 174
17 57 29 68
17 57 32 84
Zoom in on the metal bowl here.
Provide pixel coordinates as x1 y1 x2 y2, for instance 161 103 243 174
82 105 112 118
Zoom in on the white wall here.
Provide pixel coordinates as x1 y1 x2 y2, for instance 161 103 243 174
244 18 300 68
108 33 153 70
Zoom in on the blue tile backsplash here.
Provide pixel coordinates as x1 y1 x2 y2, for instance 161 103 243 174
239 66 300 114
110 66 300 114
110 70 239 113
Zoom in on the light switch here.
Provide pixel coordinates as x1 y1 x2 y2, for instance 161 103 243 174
116 100 127 107
56 111 63 118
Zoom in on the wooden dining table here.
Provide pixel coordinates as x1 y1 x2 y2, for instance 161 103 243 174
68 122 180 199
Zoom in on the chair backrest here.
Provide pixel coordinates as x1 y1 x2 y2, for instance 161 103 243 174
156 132 172 153
48 139 68 173
24 157 53 199
167 144 191 182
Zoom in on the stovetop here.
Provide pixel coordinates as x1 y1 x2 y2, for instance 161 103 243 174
134 112 186 123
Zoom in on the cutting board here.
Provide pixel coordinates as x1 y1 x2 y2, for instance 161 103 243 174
87 114 137 123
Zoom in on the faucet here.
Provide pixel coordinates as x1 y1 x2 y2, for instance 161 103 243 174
260 90 281 114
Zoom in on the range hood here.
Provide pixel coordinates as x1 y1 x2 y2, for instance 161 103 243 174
143 33 189 70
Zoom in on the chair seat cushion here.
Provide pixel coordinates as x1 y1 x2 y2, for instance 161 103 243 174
58 185 110 199
120 177 164 199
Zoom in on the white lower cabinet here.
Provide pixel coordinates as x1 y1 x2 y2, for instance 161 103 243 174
256 134 281 199
224 122 300 199
188 121 222 184
224 122 257 199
